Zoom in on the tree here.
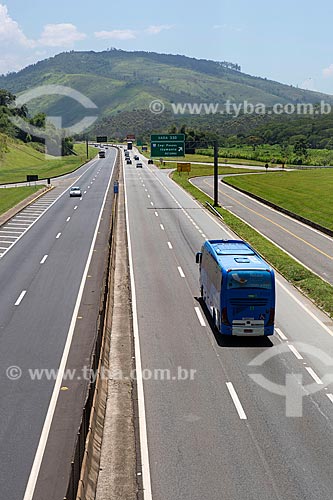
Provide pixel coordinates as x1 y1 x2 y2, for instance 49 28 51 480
293 138 308 157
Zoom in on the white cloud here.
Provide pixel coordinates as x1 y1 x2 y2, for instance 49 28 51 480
94 29 136 40
0 4 35 48
323 64 333 78
39 23 86 47
145 25 173 35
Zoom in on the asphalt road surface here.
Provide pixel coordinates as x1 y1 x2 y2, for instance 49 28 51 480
0 148 116 500
124 151 333 500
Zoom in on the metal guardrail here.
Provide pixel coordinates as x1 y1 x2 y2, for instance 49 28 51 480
205 201 224 220
64 151 120 500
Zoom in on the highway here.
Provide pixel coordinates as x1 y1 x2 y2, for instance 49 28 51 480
0 148 116 500
191 174 333 284
124 153 333 500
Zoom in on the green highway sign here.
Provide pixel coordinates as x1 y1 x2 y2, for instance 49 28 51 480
150 141 185 157
151 134 185 142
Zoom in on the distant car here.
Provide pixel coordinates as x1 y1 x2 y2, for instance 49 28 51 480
69 186 82 197
134 155 139 160
136 162 143 168
148 159 154 164
99 150 105 158
126 158 132 164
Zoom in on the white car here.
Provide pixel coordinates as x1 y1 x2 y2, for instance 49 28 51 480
69 186 82 197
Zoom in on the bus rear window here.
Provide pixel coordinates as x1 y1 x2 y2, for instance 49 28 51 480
227 270 272 289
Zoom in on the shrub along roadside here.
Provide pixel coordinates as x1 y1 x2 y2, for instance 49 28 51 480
171 170 333 319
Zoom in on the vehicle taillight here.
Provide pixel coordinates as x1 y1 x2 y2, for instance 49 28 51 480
267 308 275 326
221 307 230 325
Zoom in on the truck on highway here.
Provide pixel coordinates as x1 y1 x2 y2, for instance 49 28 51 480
127 141 133 150
99 150 105 158
196 240 275 335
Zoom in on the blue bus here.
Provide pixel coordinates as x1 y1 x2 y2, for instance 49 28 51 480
196 240 275 336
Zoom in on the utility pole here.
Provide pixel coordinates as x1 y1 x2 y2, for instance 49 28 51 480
86 137 89 159
213 140 219 207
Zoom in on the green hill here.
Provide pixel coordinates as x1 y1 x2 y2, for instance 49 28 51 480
0 49 331 127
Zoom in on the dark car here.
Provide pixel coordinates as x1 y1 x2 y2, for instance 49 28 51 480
134 155 139 160
136 162 143 168
148 159 154 164
126 158 132 164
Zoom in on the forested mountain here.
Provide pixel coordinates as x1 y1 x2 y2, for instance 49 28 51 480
0 49 331 127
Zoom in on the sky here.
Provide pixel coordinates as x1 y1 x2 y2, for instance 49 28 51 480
2 0 333 94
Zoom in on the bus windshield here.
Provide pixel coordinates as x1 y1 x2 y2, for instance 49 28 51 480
227 270 272 290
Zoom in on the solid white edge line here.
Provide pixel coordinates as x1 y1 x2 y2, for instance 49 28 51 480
178 266 185 278
0 158 100 261
326 394 333 404
275 328 288 341
15 290 26 306
287 344 303 360
305 367 323 385
276 279 333 337
226 382 247 419
40 255 48 265
22 153 117 500
194 307 206 327
123 161 153 500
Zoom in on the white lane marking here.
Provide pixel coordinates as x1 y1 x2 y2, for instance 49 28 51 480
305 367 323 384
178 266 185 278
147 194 151 198
277 279 333 337
7 222 30 226
66 217 71 222
84 191 87 194
276 328 288 340
326 394 333 404
40 255 48 264
123 164 153 500
56 233 61 239
226 382 247 420
167 242 173 249
202 234 206 238
0 241 17 244
160 224 165 231
15 217 36 220
0 230 21 234
15 290 26 306
150 202 154 206
74 206 78 210
154 211 158 217
288 344 303 360
0 246 9 250
88 186 90 189
0 158 100 260
194 307 206 326
22 150 116 500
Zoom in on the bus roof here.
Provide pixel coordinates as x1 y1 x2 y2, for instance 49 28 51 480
204 240 272 271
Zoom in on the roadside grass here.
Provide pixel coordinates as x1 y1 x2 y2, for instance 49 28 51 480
0 186 44 215
165 163 257 177
0 142 97 184
224 169 333 231
140 149 265 167
170 167 333 319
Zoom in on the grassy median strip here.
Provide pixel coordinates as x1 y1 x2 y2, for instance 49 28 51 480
0 186 44 215
171 167 333 319
224 169 333 231
0 143 97 184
